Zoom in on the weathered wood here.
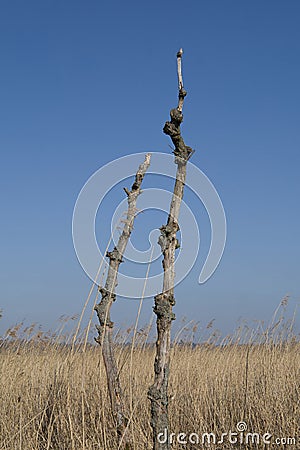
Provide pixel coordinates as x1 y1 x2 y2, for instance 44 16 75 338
94 153 151 448
148 49 193 450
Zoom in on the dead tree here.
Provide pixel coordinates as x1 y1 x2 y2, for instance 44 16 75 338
148 49 193 449
94 153 151 448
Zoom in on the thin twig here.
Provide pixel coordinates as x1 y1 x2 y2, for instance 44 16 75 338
177 48 186 112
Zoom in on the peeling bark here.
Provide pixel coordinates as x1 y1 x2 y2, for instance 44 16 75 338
94 153 151 448
148 49 193 450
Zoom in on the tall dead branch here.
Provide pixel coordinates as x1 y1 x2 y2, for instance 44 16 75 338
94 153 151 449
148 49 193 450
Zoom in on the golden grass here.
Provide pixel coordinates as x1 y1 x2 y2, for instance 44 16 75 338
0 320 299 450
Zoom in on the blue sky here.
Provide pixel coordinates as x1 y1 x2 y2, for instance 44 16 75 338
1 1 300 338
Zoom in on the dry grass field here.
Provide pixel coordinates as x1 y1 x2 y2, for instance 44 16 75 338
0 312 299 449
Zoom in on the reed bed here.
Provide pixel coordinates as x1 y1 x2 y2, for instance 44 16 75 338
0 308 299 449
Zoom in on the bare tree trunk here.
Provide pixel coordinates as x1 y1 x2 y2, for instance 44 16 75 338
148 49 193 450
94 153 151 449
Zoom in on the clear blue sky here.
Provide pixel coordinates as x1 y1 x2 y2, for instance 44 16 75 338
1 0 300 337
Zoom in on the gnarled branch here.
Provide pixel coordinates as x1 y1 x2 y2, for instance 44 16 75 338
95 153 151 448
148 49 194 450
